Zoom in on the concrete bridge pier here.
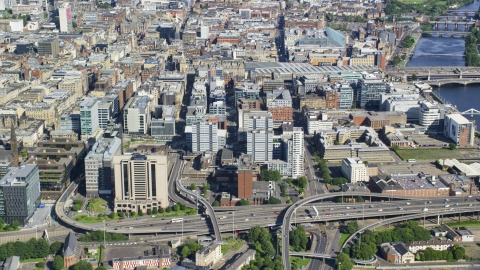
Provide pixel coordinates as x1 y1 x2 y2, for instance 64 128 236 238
460 70 463 79
428 71 431 81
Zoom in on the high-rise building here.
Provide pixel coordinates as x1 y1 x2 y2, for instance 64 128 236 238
60 114 81 135
287 127 304 178
247 130 273 162
189 121 218 152
444 114 475 147
200 25 209 39
113 153 169 213
0 164 41 225
84 137 121 196
37 36 59 58
59 3 73 33
358 74 387 110
123 96 151 134
80 98 100 136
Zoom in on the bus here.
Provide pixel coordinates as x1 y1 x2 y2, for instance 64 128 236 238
172 218 183 223
407 159 416 163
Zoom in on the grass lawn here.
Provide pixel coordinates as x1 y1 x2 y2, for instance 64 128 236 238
155 208 198 218
86 199 108 212
338 233 351 247
290 257 310 269
395 148 473 161
20 258 44 263
74 214 118 224
374 226 394 232
446 220 480 227
221 238 246 255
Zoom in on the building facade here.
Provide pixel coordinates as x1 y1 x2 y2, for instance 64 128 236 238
80 98 99 136
113 153 169 213
0 165 40 225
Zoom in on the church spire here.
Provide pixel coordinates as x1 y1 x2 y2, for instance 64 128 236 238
10 119 19 166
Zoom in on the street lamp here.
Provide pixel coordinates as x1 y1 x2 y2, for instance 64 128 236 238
232 211 235 239
423 202 426 227
103 220 106 247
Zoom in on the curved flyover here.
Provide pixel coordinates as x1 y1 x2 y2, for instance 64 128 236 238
281 192 479 270
177 160 222 243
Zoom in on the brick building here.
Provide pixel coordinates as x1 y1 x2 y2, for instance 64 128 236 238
369 173 450 197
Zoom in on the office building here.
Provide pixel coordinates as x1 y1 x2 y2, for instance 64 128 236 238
336 83 354 110
444 114 475 147
59 3 73 33
151 119 175 139
247 130 273 162
287 127 304 178
200 25 209 39
37 36 59 58
188 121 218 152
358 74 387 110
60 114 81 135
80 98 99 136
123 96 151 134
84 137 121 196
341 158 368 183
0 164 40 225
113 153 169 213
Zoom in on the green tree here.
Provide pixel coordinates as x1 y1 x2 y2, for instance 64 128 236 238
50 242 62 255
36 262 45 268
356 196 364 203
97 267 106 270
412 74 418 81
189 183 196 190
20 149 28 157
268 196 282 204
173 204 180 211
138 210 144 216
393 56 402 66
152 208 158 214
72 22 77 28
53 255 64 270
391 145 399 152
181 246 190 258
0 217 4 228
72 204 81 211
449 143 457 150
108 212 116 219
166 207 172 213
345 221 359 234
146 209 152 215
74 260 93 270
44 13 48 19
336 252 353 270
117 211 125 218
212 201 220 207
260 169 282 182
11 220 20 229
238 199 250 206
298 176 307 188
159 207 165 213
452 244 465 260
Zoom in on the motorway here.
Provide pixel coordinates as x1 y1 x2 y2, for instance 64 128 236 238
307 230 328 270
281 192 480 270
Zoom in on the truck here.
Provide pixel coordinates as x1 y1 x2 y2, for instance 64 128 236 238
274 212 280 216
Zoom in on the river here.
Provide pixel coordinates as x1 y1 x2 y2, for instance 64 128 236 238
407 1 480 127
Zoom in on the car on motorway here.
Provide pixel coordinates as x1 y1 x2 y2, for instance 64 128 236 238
245 218 249 221
445 205 450 208
378 209 383 212
406 202 411 205
469 204 473 206
326 213 331 216
422 208 428 212
118 220 122 222
397 207 403 210
369 205 374 208
251 213 255 217
428 201 432 204
445 199 450 202
129 227 133 229
136 218 141 220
